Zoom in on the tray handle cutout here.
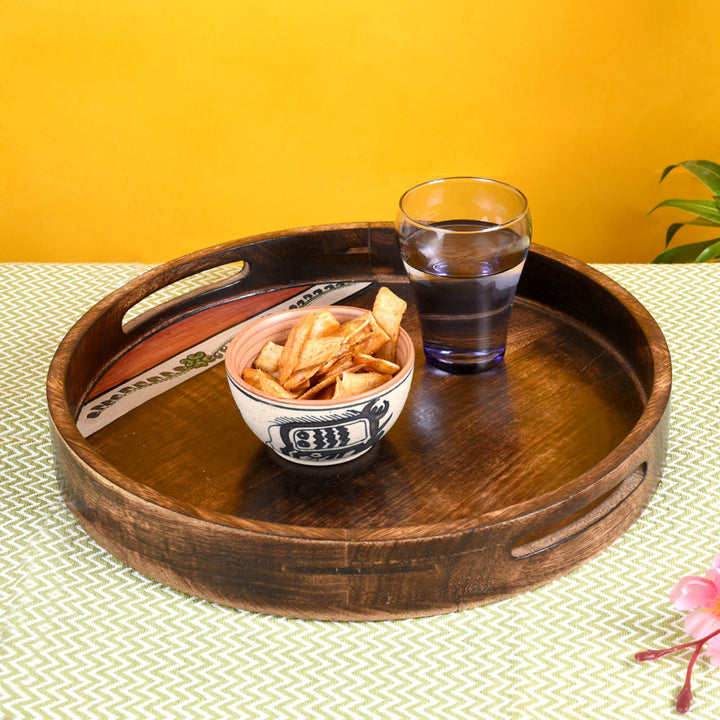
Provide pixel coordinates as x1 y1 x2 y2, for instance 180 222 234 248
510 464 647 559
122 261 250 329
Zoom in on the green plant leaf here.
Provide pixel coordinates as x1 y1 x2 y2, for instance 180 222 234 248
664 218 720 247
649 198 720 223
660 160 720 194
664 222 685 247
695 238 720 262
652 237 720 263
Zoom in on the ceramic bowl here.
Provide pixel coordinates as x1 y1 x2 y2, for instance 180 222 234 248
225 305 415 466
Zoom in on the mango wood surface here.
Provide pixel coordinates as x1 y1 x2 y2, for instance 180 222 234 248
46 224 672 620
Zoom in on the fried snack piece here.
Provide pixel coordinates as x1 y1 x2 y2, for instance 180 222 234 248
278 309 340 385
283 365 319 393
352 313 391 356
242 367 297 399
307 309 342 339
352 353 400 376
295 335 344 373
332 371 392 399
297 363 362 399
372 287 407 361
253 340 283 375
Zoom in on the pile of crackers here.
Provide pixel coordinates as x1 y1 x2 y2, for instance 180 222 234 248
242 287 407 400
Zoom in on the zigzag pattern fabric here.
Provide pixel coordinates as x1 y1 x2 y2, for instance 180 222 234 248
1 263 719 719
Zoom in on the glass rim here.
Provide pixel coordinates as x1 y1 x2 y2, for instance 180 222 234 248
397 176 529 233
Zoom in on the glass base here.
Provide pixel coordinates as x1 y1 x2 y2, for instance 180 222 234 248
423 346 505 374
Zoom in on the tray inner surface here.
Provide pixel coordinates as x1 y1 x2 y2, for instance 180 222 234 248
86 280 645 531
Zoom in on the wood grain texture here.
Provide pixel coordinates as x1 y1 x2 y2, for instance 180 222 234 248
46 223 672 620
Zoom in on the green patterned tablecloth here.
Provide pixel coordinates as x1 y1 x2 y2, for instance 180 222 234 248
1 262 719 719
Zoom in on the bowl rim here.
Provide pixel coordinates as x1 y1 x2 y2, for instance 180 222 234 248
224 305 415 408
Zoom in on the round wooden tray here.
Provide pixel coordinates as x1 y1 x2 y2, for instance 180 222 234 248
47 223 672 620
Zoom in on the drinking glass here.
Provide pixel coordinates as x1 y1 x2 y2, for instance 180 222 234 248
396 177 531 373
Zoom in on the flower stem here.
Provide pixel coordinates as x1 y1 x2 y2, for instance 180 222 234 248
636 626 720 714
635 639 699 662
675 637 704 713
635 626 720 663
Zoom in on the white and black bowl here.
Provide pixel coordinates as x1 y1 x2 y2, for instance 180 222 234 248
225 306 415 466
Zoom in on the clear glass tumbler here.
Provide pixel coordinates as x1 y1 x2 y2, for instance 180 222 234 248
396 177 532 373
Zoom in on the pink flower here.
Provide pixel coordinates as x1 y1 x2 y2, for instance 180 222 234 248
670 552 720 667
636 553 720 713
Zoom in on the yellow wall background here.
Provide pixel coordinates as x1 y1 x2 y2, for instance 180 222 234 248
3 0 720 263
